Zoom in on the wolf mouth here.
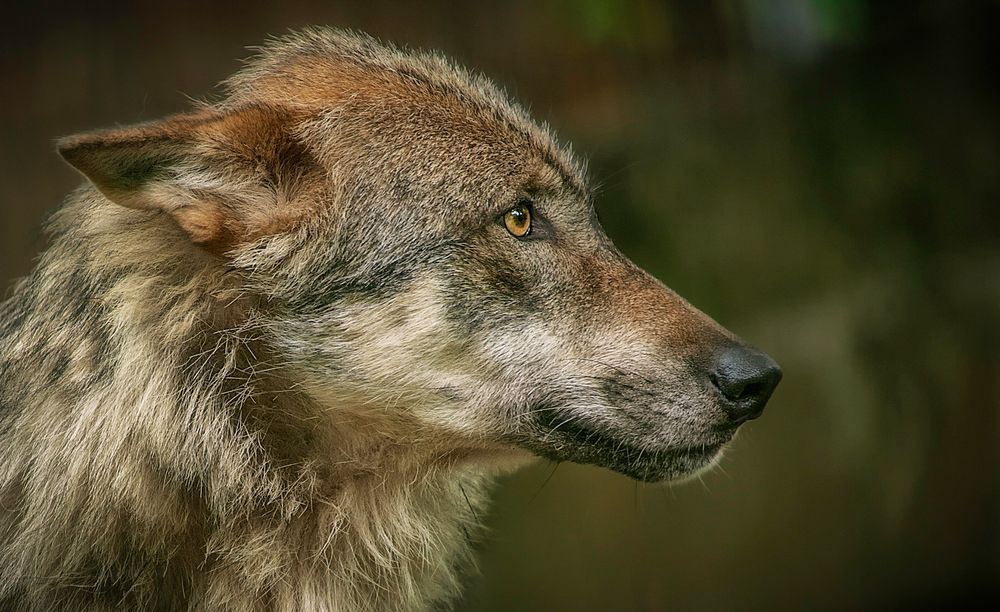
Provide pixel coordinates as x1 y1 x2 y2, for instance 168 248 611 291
521 407 732 482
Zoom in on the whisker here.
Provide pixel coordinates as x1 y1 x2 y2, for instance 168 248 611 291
525 461 561 507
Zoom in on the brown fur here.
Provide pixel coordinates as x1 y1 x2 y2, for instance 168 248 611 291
0 28 778 611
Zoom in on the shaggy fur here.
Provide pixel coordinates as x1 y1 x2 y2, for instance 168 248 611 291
0 28 778 610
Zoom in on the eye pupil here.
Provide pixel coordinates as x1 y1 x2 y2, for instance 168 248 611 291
503 204 532 238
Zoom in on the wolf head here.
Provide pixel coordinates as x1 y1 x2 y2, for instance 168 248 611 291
57 29 780 483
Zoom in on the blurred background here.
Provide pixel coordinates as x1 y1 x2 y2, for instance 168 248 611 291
2 1 998 609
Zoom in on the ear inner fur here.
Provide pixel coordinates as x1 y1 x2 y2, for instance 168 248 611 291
57 104 319 252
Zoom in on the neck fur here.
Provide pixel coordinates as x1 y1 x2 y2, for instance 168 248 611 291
0 193 514 611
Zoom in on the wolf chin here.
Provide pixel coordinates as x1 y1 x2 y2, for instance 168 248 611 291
0 28 781 610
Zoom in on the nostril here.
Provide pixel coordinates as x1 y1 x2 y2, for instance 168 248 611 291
711 363 772 402
738 381 763 402
710 345 782 422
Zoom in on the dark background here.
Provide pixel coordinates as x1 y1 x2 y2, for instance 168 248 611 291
2 1 998 609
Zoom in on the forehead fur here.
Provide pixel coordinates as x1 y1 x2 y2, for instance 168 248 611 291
220 28 587 195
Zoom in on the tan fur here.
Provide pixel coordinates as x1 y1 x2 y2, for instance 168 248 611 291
0 28 778 611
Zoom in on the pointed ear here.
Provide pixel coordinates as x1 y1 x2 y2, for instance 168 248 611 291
57 105 317 250
58 111 215 211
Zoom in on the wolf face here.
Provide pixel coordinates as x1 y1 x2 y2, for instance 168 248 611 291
58 29 780 484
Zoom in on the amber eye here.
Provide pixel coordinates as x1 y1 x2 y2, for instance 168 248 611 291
503 203 532 238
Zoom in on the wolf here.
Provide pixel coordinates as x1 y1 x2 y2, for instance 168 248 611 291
0 28 781 611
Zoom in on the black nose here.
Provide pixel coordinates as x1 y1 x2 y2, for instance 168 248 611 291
710 345 782 424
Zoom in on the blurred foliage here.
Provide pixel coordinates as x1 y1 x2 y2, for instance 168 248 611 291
1 0 998 609
554 0 671 50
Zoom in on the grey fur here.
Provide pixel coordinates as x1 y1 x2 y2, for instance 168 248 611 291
0 28 770 611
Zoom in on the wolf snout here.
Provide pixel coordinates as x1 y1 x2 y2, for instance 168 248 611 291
709 345 782 425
